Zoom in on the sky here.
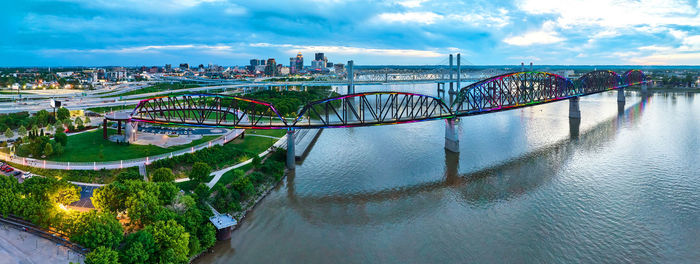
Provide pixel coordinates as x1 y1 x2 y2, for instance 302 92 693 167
2 0 699 66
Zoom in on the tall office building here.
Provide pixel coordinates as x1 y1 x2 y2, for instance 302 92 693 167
295 52 304 72
315 53 324 61
289 57 297 74
264 58 277 76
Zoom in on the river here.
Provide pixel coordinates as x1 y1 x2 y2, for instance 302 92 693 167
196 84 699 263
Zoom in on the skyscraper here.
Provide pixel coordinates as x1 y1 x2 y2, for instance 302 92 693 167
289 57 297 74
264 58 277 76
314 53 324 61
295 52 304 72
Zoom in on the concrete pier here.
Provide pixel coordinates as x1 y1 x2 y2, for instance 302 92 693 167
617 87 625 103
286 129 295 170
445 118 459 153
347 60 354 94
569 97 581 119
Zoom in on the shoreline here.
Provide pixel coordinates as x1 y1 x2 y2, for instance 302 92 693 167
190 159 289 263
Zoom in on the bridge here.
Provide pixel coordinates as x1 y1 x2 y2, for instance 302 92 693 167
109 65 648 170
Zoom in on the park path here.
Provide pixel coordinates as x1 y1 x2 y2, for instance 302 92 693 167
0 129 243 171
171 134 288 188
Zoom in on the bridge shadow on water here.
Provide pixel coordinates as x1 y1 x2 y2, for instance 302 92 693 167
282 94 652 225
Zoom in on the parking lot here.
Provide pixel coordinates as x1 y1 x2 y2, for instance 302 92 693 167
69 185 97 209
0 162 30 183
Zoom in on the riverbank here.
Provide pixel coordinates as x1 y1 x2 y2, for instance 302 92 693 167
192 150 288 262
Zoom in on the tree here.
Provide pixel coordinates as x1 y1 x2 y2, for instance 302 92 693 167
193 183 210 203
84 116 91 125
120 230 156 264
17 125 27 137
4 128 13 138
54 121 64 133
125 190 161 226
144 220 190 264
35 110 50 127
189 162 211 183
47 181 80 205
92 183 126 213
56 107 70 121
30 125 39 136
75 117 84 127
54 131 67 146
157 182 178 205
70 211 123 250
43 142 53 157
84 246 119 264
150 168 175 182
116 170 142 182
232 175 254 199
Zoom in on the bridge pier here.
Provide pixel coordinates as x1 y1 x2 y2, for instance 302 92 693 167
286 129 295 170
445 118 459 153
617 88 625 103
102 119 108 139
569 118 580 140
642 82 648 94
347 60 355 94
569 96 581 119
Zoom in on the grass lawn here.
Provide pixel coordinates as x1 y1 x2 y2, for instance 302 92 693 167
47 129 218 162
230 132 281 154
246 129 286 138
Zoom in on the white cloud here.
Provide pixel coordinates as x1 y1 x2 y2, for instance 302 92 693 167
396 0 427 8
224 4 247 15
517 0 700 29
628 52 700 65
447 11 510 28
68 0 225 13
503 21 564 46
250 43 444 58
375 12 443 25
44 44 235 54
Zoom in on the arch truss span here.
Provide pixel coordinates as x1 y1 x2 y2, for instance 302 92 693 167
129 93 288 129
622 70 647 86
576 70 623 92
290 92 454 128
452 71 575 116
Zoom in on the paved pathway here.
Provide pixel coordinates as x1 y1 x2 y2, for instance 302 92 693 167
0 129 242 171
172 134 288 187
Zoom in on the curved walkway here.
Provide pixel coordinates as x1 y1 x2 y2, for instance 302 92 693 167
171 134 287 188
0 129 243 170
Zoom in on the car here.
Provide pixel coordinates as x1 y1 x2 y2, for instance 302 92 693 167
13 171 21 176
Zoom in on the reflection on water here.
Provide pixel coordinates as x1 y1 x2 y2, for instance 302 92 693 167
196 90 698 264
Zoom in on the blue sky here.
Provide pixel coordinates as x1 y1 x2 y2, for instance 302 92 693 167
2 0 699 66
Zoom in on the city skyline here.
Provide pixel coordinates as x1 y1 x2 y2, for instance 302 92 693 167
2 0 700 66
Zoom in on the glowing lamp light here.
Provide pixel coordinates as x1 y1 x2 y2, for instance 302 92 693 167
58 204 70 212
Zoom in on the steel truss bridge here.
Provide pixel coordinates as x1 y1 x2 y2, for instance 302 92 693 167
129 69 647 129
